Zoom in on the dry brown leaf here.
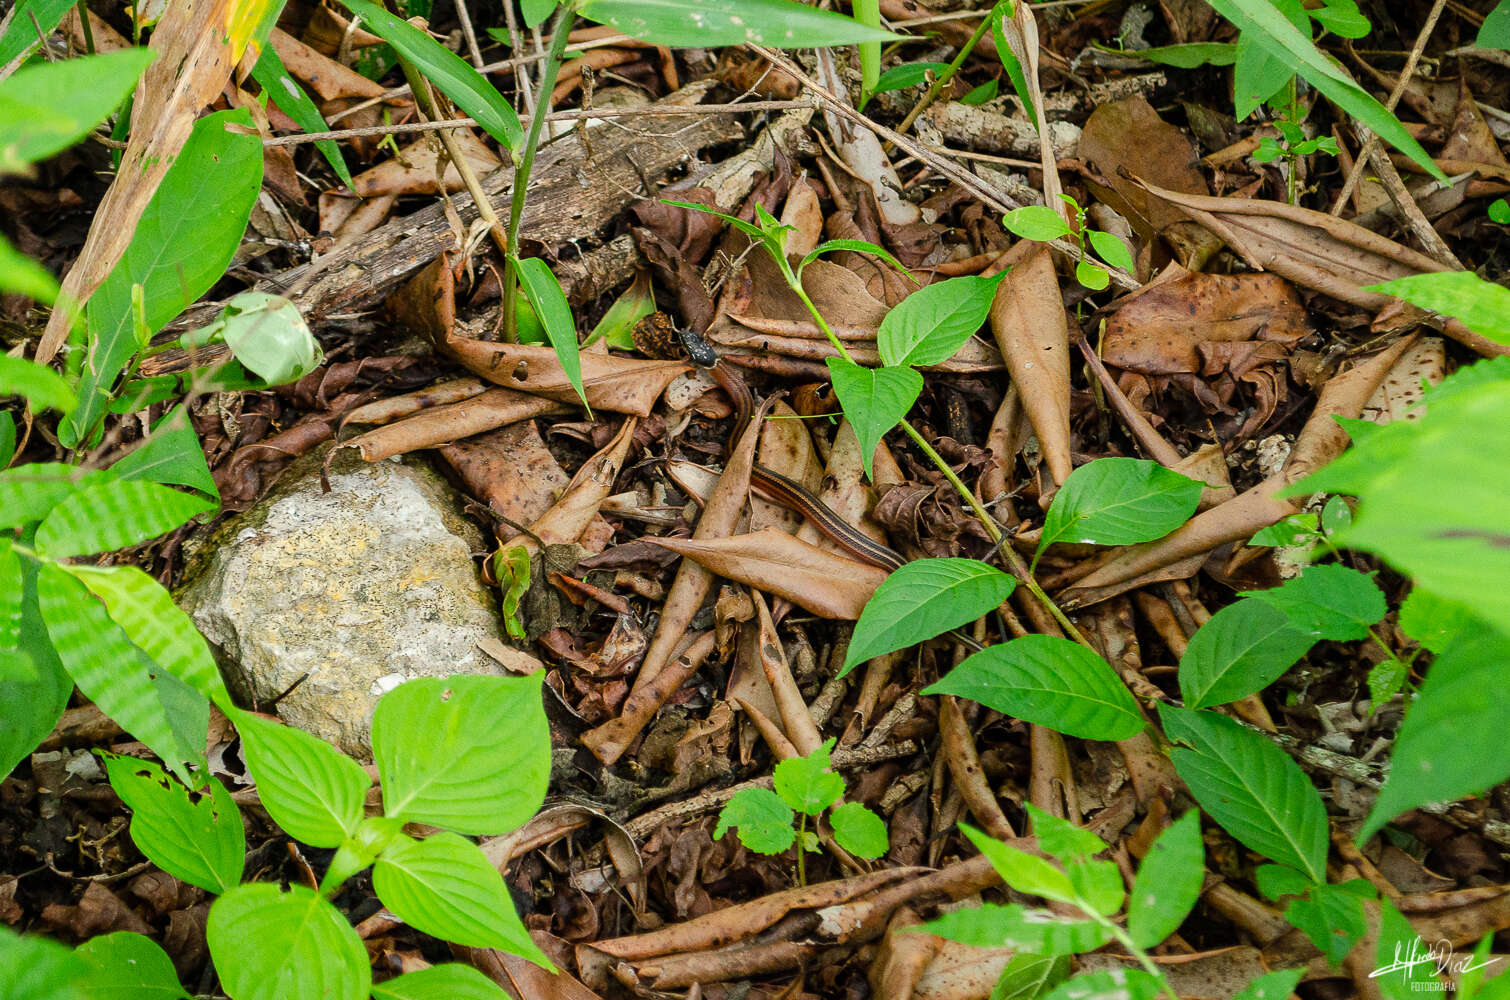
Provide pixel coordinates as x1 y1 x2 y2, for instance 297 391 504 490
445 340 690 415
516 417 637 558
645 527 888 620
990 243 1072 485
335 389 566 462
352 132 500 198
269 27 385 102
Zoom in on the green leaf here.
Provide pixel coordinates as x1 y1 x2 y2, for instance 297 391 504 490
34 479 213 557
372 964 512 1000
1159 704 1327 881
1122 40 1238 67
991 4 1036 128
251 44 354 188
341 0 523 150
1127 811 1203 948
1087 230 1135 273
1068 859 1124 918
515 257 588 411
232 708 370 847
588 271 654 350
65 109 262 447
844 557 1016 676
109 413 219 498
1241 564 1386 642
660 199 766 240
1234 969 1306 1000
714 786 796 853
1039 458 1202 553
98 754 243 893
373 674 550 835
1375 899 1442 1000
0 232 59 304
374 832 553 968
1359 628 1510 844
1178 599 1315 709
182 292 324 387
1282 879 1373 964
1310 0 1372 38
76 931 189 1000
826 358 921 480
1481 0 1510 49
1492 198 1510 224
0 411 12 468
773 738 845 815
0 354 75 414
0 539 17 650
960 822 1076 905
0 463 100 530
0 926 89 1000
925 635 1145 742
830 801 888 858
1205 0 1447 181
1025 803 1108 864
576 0 899 48
1075 260 1110 291
1003 205 1072 242
63 564 229 708
1248 513 1318 547
1366 272 1510 344
798 238 912 281
872 61 949 94
0 0 77 68
38 563 207 783
1042 969 1165 1000
961 79 999 106
0 49 154 173
1233 19 1300 119
1397 588 1479 654
918 901 1112 953
0 561 71 779
521 0 559 28
877 272 1005 369
993 954 1073 1000
207 884 370 1000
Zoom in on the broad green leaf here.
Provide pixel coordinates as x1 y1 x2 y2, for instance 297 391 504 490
925 635 1145 742
521 0 559 28
1366 272 1510 344
0 354 75 414
0 463 100 530
872 61 949 94
960 822 1076 905
1282 879 1373 964
372 674 550 835
1025 804 1108 864
64 564 229 707
0 49 154 173
843 557 1015 675
1003 205 1072 241
1159 705 1327 881
1042 969 1165 1000
1481 0 1510 49
826 357 921 480
1120 40 1237 67
66 109 262 447
109 413 219 497
207 884 370 1000
1234 969 1306 1000
1205 0 1446 181
1039 458 1202 553
1248 513 1318 547
878 272 1005 368
1288 379 1510 634
588 271 654 350
1127 811 1203 948
374 832 553 968
961 79 999 105
993 954 1073 1000
918 902 1112 952
98 754 243 893
1232 13 1301 119
576 0 899 47
1359 628 1510 844
1310 0 1372 38
0 232 59 303
232 708 369 847
0 0 77 68
773 738 845 815
76 931 189 1000
1178 599 1315 709
251 44 353 188
1075 260 1110 291
1376 899 1442 1000
1068 859 1124 917
1241 564 1386 642
181 292 324 387
342 0 523 150
0 539 16 649
515 257 588 411
38 563 207 783
34 479 214 557
0 561 72 778
714 786 796 853
830 801 888 858
0 926 89 1000
0 411 12 467
371 964 511 1000
1397 588 1480 654
1087 230 1135 273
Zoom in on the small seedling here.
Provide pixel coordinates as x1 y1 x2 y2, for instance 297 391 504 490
1002 195 1135 290
715 739 888 884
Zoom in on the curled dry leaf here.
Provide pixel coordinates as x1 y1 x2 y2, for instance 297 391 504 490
516 417 638 559
989 243 1072 485
577 631 719 775
645 527 889 620
445 339 690 415
340 377 490 427
268 27 386 102
752 591 823 755
336 388 567 462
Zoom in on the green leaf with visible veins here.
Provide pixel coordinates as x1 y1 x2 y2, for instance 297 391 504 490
714 786 795 854
1127 811 1204 948
773 738 845 815
232 708 370 848
575 0 899 48
76 931 188 1000
844 558 1015 676
826 357 921 480
830 801 888 858
98 754 243 894
207 884 369 1000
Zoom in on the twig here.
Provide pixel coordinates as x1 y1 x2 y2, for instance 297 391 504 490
264 99 816 148
452 0 484 68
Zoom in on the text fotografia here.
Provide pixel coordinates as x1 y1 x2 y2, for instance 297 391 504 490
1371 937 1503 992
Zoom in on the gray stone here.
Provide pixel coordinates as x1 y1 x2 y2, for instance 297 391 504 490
177 445 507 758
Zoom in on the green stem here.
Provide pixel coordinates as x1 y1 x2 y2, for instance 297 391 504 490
500 5 575 344
76 0 96 54
796 815 808 886
894 6 996 137
1102 919 1182 1000
791 284 856 364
